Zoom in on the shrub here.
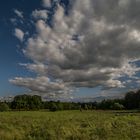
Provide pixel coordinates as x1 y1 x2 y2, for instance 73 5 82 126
49 103 58 111
111 103 125 110
0 103 9 112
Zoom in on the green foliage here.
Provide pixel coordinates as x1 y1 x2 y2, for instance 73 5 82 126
84 104 88 110
0 102 9 112
3 89 140 111
111 103 125 110
125 90 140 109
49 102 58 111
11 95 42 110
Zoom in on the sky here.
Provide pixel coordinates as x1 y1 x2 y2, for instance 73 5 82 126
1 0 140 100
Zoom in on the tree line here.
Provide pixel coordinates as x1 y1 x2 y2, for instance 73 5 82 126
1 90 140 111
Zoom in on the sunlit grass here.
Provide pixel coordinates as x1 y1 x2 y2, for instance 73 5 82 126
0 110 140 140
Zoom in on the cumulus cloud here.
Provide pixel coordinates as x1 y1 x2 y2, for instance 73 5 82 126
14 28 24 42
9 76 71 97
14 9 24 19
10 0 140 97
32 10 48 20
42 0 51 7
19 63 48 75
10 18 17 25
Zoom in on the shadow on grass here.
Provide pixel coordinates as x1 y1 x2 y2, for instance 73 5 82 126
111 110 140 116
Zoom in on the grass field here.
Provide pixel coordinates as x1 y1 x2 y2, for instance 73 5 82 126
0 110 140 140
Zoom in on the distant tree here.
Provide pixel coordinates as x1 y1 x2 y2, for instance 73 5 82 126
0 103 9 112
7 89 140 111
111 103 125 110
49 103 58 111
91 102 97 109
124 91 138 109
84 104 88 110
11 94 42 110
57 102 64 110
98 99 113 110
29 95 42 110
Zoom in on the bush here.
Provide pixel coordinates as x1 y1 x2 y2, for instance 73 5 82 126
111 103 125 110
49 103 58 111
0 103 9 112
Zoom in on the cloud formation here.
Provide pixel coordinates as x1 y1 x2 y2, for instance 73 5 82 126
42 0 51 7
32 10 48 20
14 28 24 42
10 0 140 97
9 76 70 93
14 9 24 19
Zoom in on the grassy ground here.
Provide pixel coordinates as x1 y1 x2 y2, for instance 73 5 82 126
0 110 140 140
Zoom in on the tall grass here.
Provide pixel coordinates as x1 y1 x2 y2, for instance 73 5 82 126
0 110 140 140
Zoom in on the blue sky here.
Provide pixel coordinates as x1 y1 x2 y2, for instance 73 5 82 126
1 0 140 100
0 0 38 96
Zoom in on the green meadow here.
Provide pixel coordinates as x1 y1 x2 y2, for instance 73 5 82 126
0 110 140 140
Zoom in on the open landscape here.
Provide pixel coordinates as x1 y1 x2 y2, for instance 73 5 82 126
0 83 140 140
1 0 140 139
0 110 140 140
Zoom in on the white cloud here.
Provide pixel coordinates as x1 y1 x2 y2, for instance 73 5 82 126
32 10 48 20
10 18 17 25
19 63 48 75
9 76 71 96
118 0 130 8
14 28 24 42
105 79 125 88
14 9 24 19
129 29 140 42
42 0 51 7
11 0 140 97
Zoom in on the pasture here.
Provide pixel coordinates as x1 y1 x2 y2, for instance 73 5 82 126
0 110 140 140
